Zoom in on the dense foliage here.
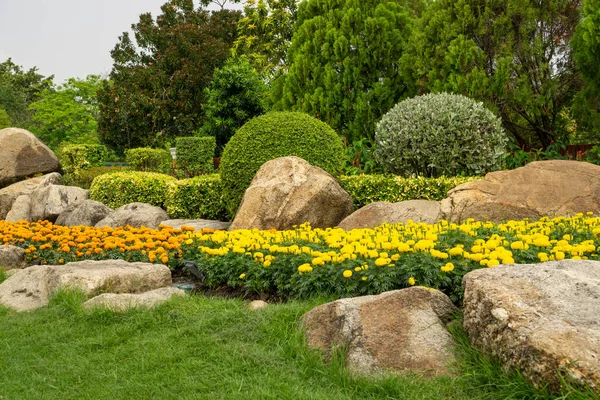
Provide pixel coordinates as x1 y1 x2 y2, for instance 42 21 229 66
199 57 268 153
59 144 109 180
404 0 582 148
375 93 508 177
175 136 216 177
97 0 241 152
125 148 172 174
28 75 103 149
338 175 479 209
89 171 176 208
165 174 228 221
275 0 413 142
220 112 345 216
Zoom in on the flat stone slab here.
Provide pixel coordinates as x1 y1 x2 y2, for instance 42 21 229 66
463 260 600 392
160 219 230 231
83 286 186 311
0 260 172 312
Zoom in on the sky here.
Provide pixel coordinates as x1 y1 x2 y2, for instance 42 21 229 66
0 0 242 85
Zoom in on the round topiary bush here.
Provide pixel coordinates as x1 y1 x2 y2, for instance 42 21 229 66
220 112 345 216
375 93 508 177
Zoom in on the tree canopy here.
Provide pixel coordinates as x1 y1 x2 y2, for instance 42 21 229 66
275 0 414 142
97 0 241 152
404 0 583 147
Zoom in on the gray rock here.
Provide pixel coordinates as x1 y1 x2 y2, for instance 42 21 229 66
160 219 230 231
5 194 32 222
83 287 186 311
29 184 89 222
55 200 112 227
248 300 268 311
0 173 62 219
0 245 26 269
302 287 458 377
0 128 61 189
230 156 354 230
338 200 441 230
95 202 169 229
0 259 172 312
463 260 600 392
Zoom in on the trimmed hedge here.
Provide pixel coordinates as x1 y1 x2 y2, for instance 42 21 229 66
125 148 172 173
90 171 176 209
60 144 108 176
175 136 215 177
220 112 345 216
338 175 480 209
165 174 228 221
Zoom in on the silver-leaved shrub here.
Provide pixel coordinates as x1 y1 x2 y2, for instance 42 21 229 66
375 93 508 177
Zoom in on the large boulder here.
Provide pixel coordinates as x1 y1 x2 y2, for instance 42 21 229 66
230 156 354 230
338 200 441 230
95 202 169 229
440 160 600 223
160 219 230 231
0 173 62 219
0 245 26 269
302 287 458 376
462 260 600 392
5 195 33 222
0 260 172 312
29 184 89 222
55 200 112 227
83 287 186 311
0 128 61 189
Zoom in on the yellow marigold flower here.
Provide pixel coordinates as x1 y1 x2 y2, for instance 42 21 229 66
298 263 313 274
441 262 454 272
343 270 353 278
487 259 500 267
239 273 246 279
408 277 416 286
362 276 368 281
354 267 362 272
538 252 549 262
374 257 390 266
448 247 463 256
312 257 324 266
263 260 271 268
555 251 565 260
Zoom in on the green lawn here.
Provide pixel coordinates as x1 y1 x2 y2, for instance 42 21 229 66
0 290 596 400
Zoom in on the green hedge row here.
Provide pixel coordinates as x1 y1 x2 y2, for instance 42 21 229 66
337 175 480 209
125 148 172 174
90 171 477 221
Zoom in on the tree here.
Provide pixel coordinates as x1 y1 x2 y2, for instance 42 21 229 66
275 0 414 143
28 75 103 150
571 0 600 141
404 0 583 147
0 107 11 129
200 57 268 154
97 0 241 152
232 0 299 79
0 58 53 127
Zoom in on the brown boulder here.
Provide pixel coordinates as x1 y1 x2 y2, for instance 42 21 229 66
230 156 353 230
0 173 62 219
29 184 89 222
0 128 61 189
441 160 600 222
95 202 169 229
338 200 441 230
463 260 600 392
302 287 458 376
0 245 26 269
55 200 113 227
0 260 172 311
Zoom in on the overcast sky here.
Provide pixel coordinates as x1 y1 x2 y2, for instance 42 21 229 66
0 0 241 85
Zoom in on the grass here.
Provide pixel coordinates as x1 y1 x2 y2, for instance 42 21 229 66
0 290 597 400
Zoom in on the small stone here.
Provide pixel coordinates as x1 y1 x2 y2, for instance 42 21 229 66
248 300 268 311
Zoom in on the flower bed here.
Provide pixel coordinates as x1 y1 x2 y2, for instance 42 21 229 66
2 213 599 303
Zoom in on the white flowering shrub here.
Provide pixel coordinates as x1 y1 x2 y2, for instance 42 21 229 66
375 93 507 177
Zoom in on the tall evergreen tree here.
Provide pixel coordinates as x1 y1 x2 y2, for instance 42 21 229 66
276 0 414 142
404 0 582 147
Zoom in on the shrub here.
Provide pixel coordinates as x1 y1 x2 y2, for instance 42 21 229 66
63 165 128 189
175 136 216 177
165 174 228 221
90 171 176 209
220 112 345 216
375 93 508 177
60 144 108 176
338 175 480 209
125 148 172 174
